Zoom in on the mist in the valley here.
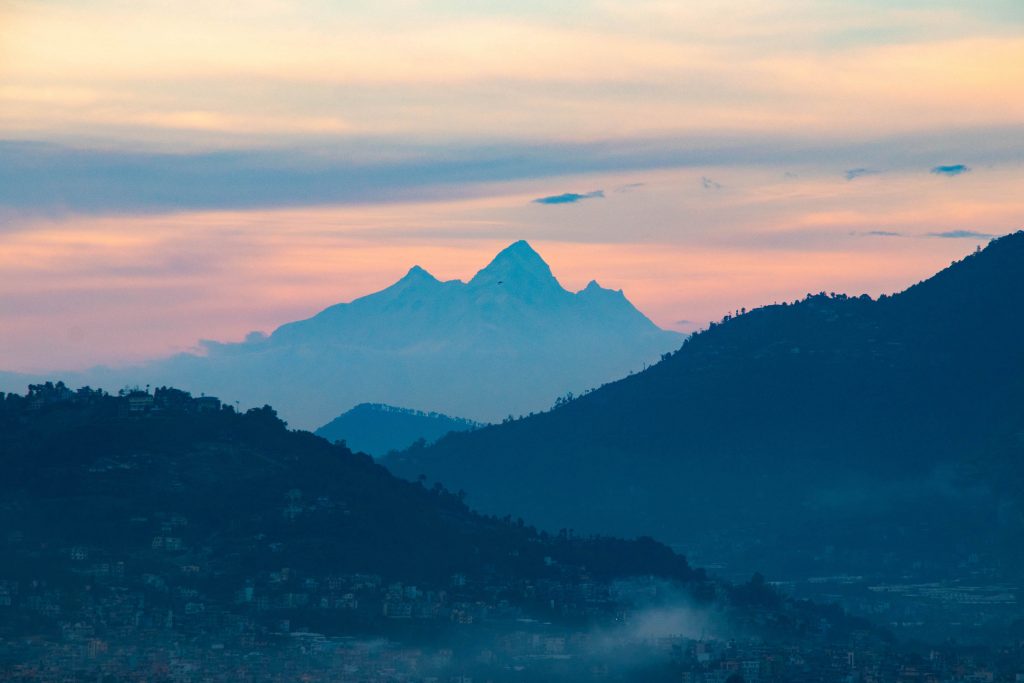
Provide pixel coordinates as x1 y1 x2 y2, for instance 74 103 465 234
376 579 735 681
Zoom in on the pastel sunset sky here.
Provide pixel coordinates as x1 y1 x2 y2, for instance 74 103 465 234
1 0 1022 370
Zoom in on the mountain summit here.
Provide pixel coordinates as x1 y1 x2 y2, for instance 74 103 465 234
468 240 562 294
11 242 683 428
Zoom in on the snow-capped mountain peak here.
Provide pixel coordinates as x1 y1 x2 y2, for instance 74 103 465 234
468 240 562 295
27 241 685 428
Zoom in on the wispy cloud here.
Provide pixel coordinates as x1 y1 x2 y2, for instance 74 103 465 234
614 183 646 193
2 130 1023 220
533 190 605 205
863 230 903 237
845 168 879 181
930 164 971 176
927 229 995 239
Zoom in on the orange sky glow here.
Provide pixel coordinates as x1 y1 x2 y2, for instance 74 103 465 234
0 0 1022 373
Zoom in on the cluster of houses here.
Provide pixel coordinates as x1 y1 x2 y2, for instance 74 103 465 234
123 387 221 414
2 528 1022 683
2 575 1021 683
1 381 221 415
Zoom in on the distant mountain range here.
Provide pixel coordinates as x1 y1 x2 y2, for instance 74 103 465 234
315 403 481 457
0 241 682 429
386 232 1024 584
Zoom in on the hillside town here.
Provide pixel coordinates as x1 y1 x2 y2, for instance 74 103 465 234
2 384 1023 682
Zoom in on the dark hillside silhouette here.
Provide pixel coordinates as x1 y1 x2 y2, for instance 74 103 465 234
387 232 1024 580
0 384 695 589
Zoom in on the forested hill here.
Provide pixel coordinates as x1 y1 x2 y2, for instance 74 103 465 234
386 231 1024 578
0 384 695 589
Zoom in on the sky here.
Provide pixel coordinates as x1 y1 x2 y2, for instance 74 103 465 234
1 0 1022 371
